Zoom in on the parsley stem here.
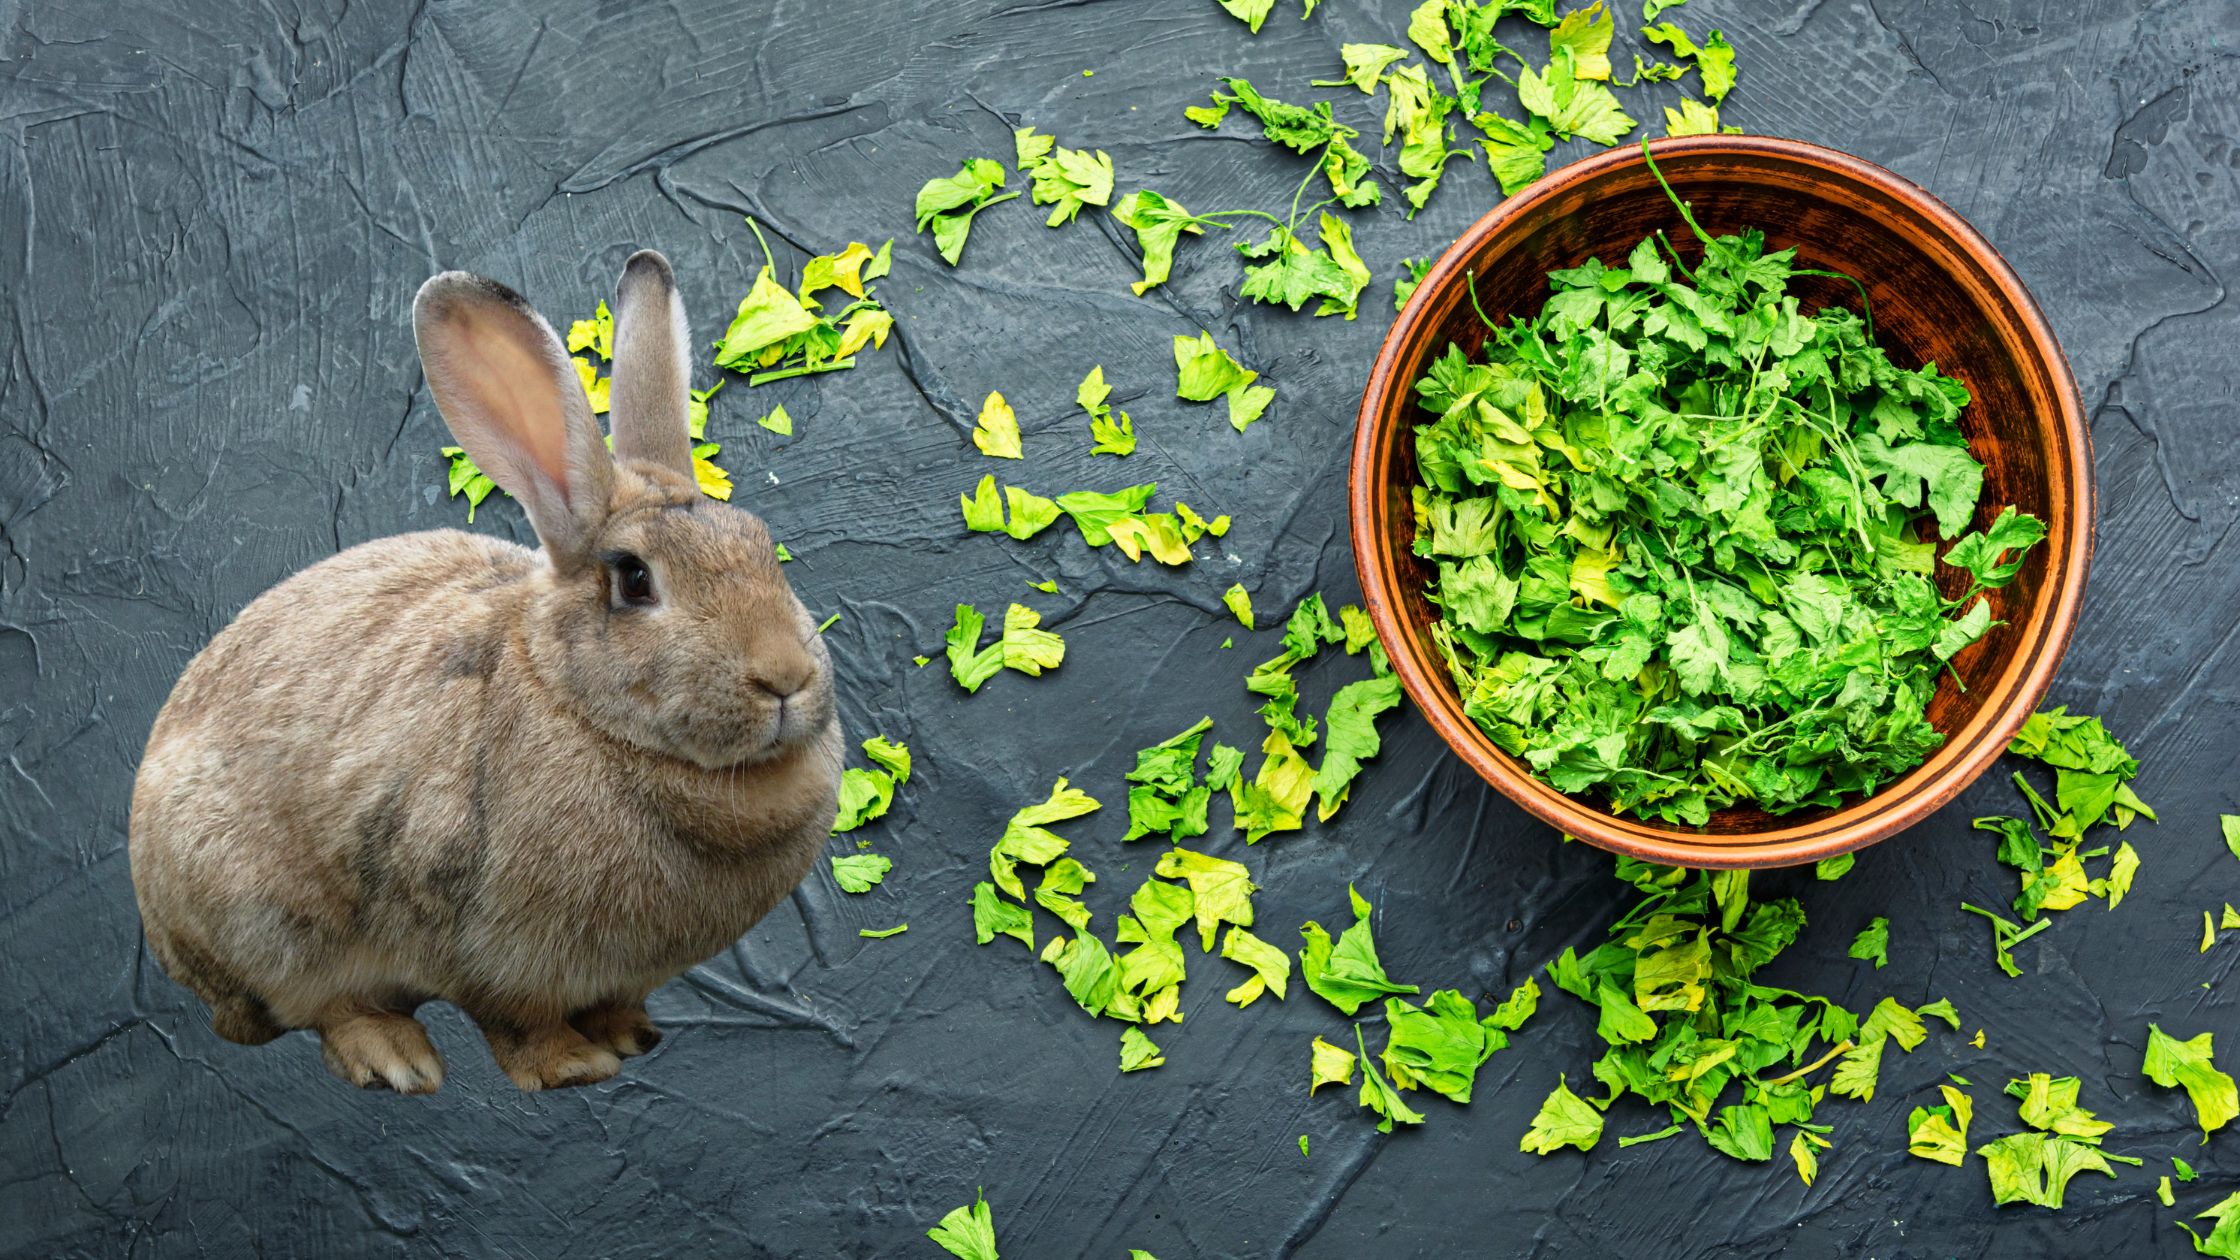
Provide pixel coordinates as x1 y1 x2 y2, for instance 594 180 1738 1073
1463 269 1498 331
744 214 777 276
1763 1039 1855 1087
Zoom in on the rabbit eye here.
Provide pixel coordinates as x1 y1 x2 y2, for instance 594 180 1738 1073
610 553 656 607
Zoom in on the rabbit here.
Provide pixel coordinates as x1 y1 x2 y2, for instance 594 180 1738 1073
128 251 843 1093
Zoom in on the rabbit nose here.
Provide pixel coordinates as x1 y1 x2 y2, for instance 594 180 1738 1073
749 658 814 702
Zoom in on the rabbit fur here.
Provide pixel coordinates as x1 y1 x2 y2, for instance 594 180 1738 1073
129 251 842 1093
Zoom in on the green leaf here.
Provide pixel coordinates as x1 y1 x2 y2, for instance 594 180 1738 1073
1663 97 1721 136
945 603 1006 693
1382 989 1502 1102
1119 1025 1165 1071
1816 853 1855 881
1310 1035 1357 1094
1223 583 1256 629
971 882 1034 949
2145 1024 2238 1137
830 853 891 893
1016 127 1114 227
1354 1023 1427 1133
1300 884 1420 1014
2176 1191 2240 1257
1517 50 1636 146
1053 484 1158 546
1976 1132 2115 1209
915 159 1019 265
1111 191 1206 296
1405 0 1451 65
1472 110 1553 194
1943 506 2047 589
1548 1 1615 81
973 392 1023 459
1219 925 1292 1005
987 778 1099 900
1173 332 1272 432
1848 916 1889 969
714 267 823 366
1704 1103 1774 1162
1316 43 1410 93
1153 847 1257 952
927 1188 999 1260
1215 0 1276 33
1907 1084 1974 1165
1520 1074 1603 1154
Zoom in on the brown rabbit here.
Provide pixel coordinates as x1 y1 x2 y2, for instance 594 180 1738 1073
128 251 842 1092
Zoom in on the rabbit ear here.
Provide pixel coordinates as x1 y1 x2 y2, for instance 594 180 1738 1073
413 272 614 569
607 250 695 479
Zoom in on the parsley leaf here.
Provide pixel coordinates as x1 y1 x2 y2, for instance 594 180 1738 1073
1015 126 1114 227
914 159 1019 265
1848 916 1890 969
944 602 1064 692
1153 847 1258 952
1355 1023 1427 1133
1223 583 1256 629
1219 925 1292 1005
1111 191 1208 296
927 1189 999 1260
1174 331 1275 432
1300 884 1420 1015
972 391 1022 459
1907 1084 1974 1165
1119 1025 1165 1072
830 853 891 893
1310 1035 1357 1094
1520 1074 1603 1154
2144 1024 2238 1138
1315 43 1410 93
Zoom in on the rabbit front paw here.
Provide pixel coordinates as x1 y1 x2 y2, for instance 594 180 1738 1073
472 1012 623 1091
316 1010 445 1094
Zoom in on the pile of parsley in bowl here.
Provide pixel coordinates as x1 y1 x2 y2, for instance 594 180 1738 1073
1412 160 2046 827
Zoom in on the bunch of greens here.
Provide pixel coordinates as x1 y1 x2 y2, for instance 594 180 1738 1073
1410 153 2045 826
1964 707 2153 975
1522 861 1955 1181
961 474 1231 566
712 227 896 385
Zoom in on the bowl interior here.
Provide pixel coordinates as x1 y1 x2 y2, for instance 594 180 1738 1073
1353 138 2091 867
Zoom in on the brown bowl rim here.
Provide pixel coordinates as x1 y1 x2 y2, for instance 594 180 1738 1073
1349 134 2095 869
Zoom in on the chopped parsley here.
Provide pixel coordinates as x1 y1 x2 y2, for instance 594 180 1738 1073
1410 151 2043 825
1174 332 1275 432
714 224 894 384
915 159 1019 266
945 603 1065 692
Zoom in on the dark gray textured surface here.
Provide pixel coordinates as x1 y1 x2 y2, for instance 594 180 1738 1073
3 0 2237 1255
